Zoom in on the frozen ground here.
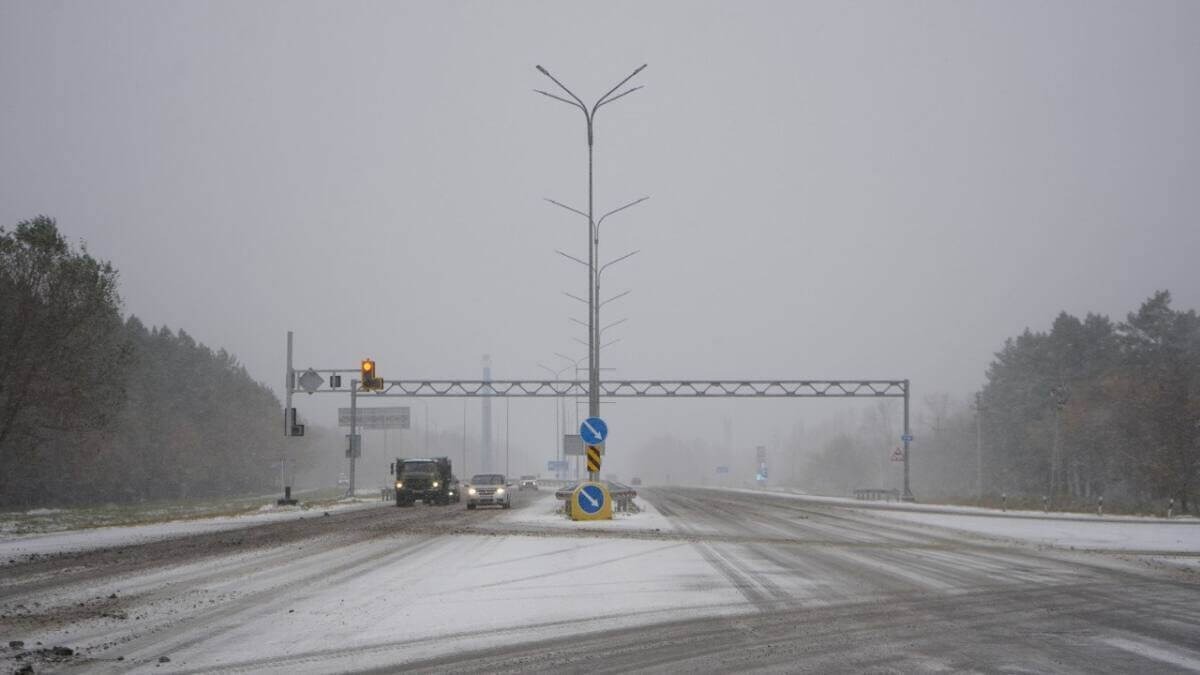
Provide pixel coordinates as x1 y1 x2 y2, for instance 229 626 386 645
721 486 1195 522
711 486 1200 554
0 496 385 562
3 487 1199 673
872 509 1200 553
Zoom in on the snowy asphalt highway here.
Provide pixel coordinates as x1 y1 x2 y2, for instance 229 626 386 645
2 488 1199 673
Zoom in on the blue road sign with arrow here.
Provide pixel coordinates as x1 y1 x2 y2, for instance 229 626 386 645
576 484 606 515
580 417 608 445
901 434 914 443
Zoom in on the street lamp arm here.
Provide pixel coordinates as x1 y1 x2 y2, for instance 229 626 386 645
591 64 648 113
602 317 628 333
537 363 569 379
544 198 589 220
535 65 589 112
596 196 650 229
554 352 585 367
600 250 639 275
562 291 589 305
599 290 631 307
533 89 584 111
595 85 644 110
555 249 589 268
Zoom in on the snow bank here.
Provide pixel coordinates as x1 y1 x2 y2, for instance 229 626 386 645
873 510 1200 553
0 499 385 561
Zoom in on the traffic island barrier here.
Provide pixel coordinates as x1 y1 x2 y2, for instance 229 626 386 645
556 481 638 518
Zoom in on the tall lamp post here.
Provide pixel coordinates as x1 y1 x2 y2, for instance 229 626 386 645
538 362 573 478
410 399 430 452
535 64 648 483
1049 384 1071 509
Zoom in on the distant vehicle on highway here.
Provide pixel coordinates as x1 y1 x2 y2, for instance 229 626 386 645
466 474 511 510
392 457 456 506
518 475 538 491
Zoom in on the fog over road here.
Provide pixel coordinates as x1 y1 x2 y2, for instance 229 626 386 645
2 489 1198 673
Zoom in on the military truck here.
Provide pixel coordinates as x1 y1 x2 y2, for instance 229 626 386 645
391 457 457 506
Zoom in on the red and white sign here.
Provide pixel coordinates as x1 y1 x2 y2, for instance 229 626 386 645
890 447 905 462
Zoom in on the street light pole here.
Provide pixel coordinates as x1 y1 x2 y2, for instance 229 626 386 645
538 362 572 479
536 64 647 482
974 392 985 505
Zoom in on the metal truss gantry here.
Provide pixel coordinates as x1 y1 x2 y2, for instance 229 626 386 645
354 379 907 398
283 333 915 500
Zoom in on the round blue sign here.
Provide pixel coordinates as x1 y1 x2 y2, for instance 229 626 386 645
580 417 608 445
576 485 606 514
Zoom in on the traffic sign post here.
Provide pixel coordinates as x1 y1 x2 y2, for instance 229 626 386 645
579 417 608 445
579 417 608 481
570 481 612 521
562 434 585 456
586 445 602 473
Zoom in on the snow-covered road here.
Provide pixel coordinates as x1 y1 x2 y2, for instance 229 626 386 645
2 488 1198 672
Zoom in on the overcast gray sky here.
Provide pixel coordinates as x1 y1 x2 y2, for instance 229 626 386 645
3 1 1198 478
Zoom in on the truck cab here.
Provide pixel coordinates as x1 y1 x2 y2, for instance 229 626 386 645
391 457 454 506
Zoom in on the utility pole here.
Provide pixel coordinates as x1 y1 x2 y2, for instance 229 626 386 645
482 355 492 472
902 380 913 501
974 392 984 505
1049 384 1070 509
536 64 648 481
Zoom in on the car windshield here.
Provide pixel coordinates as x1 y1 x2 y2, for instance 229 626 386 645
401 461 437 474
470 474 504 485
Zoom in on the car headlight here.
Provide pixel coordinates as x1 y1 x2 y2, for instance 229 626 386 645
396 482 403 489
496 488 505 495
432 481 439 488
468 488 477 495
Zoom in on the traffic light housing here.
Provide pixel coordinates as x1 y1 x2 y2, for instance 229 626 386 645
361 358 382 391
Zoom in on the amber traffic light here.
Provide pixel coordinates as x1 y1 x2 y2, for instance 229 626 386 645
361 359 380 390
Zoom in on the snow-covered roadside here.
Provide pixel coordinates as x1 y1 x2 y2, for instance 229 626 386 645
717 486 1195 523
0 498 387 562
871 510 1200 554
710 486 1200 559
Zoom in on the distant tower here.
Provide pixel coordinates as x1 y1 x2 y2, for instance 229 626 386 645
481 355 493 472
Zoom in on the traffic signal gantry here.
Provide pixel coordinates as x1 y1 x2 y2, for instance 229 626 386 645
283 331 917 502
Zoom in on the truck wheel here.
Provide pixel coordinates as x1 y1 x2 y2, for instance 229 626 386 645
467 503 476 510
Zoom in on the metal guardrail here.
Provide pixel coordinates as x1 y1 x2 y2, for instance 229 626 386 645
854 488 901 502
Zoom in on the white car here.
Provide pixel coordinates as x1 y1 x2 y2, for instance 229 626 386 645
465 474 511 510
